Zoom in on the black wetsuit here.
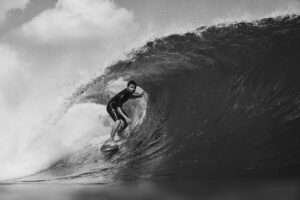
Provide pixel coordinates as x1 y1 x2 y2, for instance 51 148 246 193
106 89 141 123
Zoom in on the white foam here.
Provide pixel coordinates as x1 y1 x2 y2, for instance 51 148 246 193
0 103 110 180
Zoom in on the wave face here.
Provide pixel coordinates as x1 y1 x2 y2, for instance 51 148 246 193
21 15 300 182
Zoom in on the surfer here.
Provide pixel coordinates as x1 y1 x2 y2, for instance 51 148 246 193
106 80 144 142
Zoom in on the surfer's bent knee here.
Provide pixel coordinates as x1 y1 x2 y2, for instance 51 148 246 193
115 119 122 125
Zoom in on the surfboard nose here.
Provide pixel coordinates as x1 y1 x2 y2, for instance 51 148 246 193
101 139 119 153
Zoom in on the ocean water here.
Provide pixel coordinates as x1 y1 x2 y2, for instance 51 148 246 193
1 15 300 199
1 180 299 200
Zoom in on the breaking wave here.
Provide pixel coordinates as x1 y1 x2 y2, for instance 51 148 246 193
16 15 300 183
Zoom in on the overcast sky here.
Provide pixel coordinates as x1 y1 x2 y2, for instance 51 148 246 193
0 0 299 180
1 0 300 36
115 0 300 28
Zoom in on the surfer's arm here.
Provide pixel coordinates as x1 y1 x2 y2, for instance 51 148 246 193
131 91 145 98
116 107 131 122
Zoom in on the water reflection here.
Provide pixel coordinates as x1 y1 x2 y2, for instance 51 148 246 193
0 180 299 200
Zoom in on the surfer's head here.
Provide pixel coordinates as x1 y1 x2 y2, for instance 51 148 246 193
127 80 137 93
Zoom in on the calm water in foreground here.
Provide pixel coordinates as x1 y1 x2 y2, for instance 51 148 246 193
0 180 299 200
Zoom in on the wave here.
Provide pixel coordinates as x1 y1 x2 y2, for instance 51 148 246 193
18 15 300 183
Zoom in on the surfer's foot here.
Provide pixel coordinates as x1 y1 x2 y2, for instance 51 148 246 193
113 138 122 143
111 136 122 144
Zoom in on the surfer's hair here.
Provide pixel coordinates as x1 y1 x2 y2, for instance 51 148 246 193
127 80 137 87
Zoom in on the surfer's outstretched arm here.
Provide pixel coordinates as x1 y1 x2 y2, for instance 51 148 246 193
131 90 145 98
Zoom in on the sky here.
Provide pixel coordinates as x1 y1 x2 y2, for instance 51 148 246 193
116 0 300 29
0 0 299 180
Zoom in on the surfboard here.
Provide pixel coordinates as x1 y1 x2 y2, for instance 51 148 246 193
101 125 132 154
101 143 119 152
100 139 120 153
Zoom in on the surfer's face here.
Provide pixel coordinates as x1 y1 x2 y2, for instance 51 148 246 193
127 84 136 93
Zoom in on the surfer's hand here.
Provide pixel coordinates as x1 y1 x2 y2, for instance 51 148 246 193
126 118 132 124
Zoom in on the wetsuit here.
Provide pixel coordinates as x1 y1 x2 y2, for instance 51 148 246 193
106 89 142 124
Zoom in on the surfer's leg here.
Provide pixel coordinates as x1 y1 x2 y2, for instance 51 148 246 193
117 119 128 139
107 104 122 141
111 120 122 141
116 107 129 138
